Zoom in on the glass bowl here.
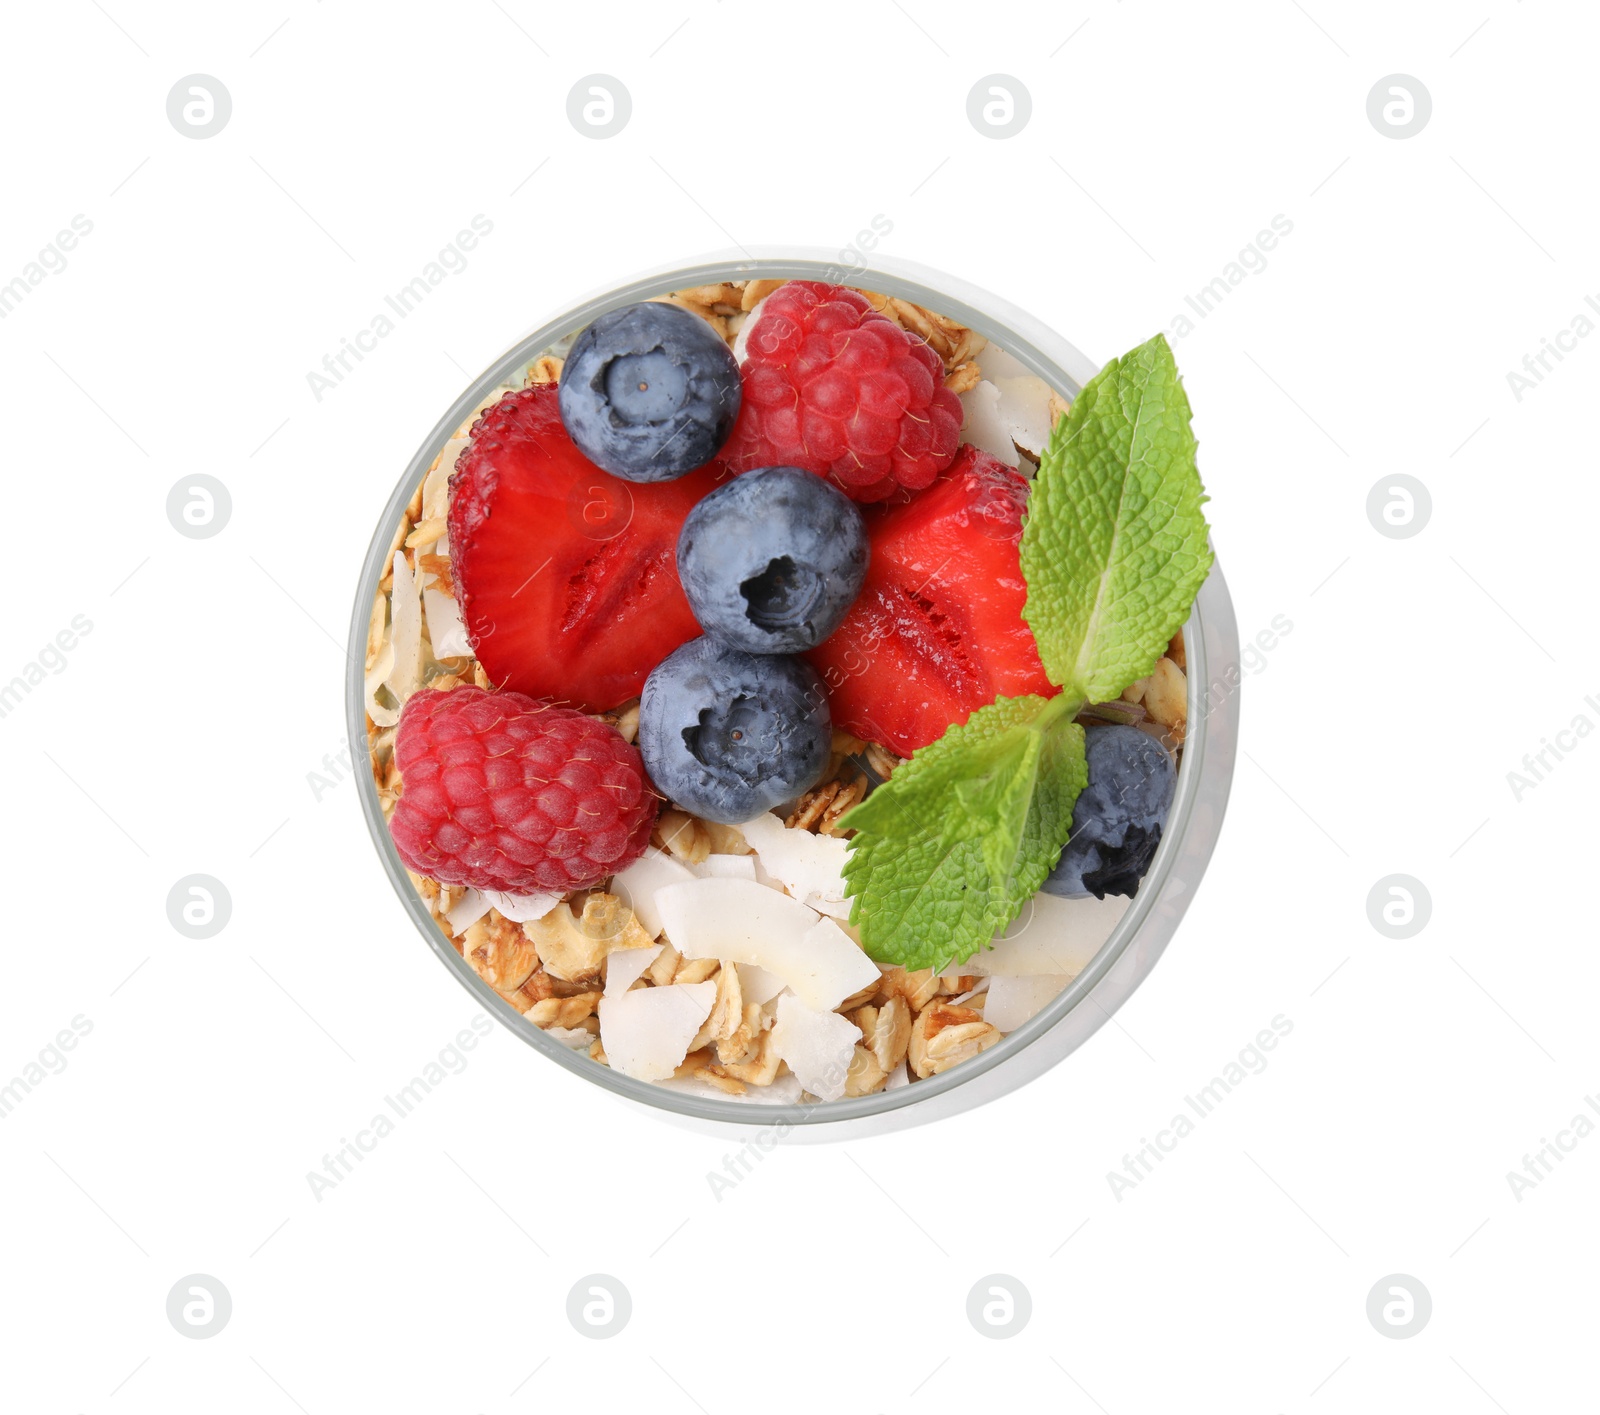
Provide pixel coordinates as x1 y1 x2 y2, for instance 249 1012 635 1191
347 250 1240 1142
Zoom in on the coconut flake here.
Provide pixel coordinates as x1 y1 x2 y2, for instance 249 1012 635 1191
604 944 664 999
692 854 758 882
984 974 1073 1032
480 888 562 923
654 878 878 1012
421 434 469 527
948 976 991 1009
739 811 849 904
363 630 398 728
803 892 854 921
732 294 770 363
770 992 860 1102
445 888 493 934
543 1025 594 1051
958 380 1019 467
885 1059 910 1090
611 847 697 938
424 585 471 659
385 551 424 708
598 982 716 1081
981 345 1059 461
965 892 1130 977
736 962 788 1006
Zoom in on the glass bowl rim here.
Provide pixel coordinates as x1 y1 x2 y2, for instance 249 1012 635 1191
345 249 1234 1133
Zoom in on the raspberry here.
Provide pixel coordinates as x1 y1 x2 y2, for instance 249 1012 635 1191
722 281 964 502
389 686 656 894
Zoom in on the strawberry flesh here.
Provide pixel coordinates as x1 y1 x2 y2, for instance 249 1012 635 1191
805 445 1056 755
448 384 724 712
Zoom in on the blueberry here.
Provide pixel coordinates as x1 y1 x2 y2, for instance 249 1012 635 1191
638 635 831 824
1042 725 1176 900
677 465 869 654
558 302 741 482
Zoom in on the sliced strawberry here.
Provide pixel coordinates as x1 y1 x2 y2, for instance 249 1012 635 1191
448 384 723 712
805 445 1056 756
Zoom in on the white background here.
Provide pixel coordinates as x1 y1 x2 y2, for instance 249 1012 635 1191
2 0 1593 1410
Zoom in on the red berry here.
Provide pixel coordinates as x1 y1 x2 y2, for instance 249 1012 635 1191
448 384 724 712
722 282 964 502
390 686 656 893
805 445 1057 755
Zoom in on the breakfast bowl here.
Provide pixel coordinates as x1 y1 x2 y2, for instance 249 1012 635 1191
347 250 1240 1141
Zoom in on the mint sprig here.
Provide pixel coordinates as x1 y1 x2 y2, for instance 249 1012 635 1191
1022 336 1213 702
841 334 1211 968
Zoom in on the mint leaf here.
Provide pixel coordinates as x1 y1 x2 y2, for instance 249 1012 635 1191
841 696 1086 970
1021 712 1088 901
1021 334 1213 703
